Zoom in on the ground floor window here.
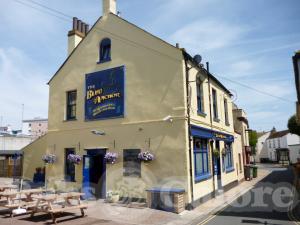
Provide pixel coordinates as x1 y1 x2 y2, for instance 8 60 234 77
123 149 141 177
65 148 75 182
194 138 210 182
225 143 234 172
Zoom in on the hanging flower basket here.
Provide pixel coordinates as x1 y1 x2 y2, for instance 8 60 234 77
42 154 56 164
104 152 118 164
221 148 226 156
138 151 155 163
212 149 220 158
67 154 82 165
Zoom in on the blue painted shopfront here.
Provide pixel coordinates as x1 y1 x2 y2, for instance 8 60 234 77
190 125 234 143
191 125 234 184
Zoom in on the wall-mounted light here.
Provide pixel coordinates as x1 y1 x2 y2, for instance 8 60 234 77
163 115 173 123
91 130 106 136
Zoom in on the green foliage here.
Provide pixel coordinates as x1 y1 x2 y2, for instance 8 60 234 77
288 115 300 136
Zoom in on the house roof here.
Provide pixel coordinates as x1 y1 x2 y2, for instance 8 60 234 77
267 130 289 139
23 118 48 122
47 13 232 96
257 132 267 138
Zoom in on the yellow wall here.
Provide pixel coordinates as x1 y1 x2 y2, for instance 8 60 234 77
22 135 47 180
23 13 245 205
44 13 190 199
187 65 241 200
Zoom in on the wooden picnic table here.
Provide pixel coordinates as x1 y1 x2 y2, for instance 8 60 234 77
1 188 44 217
20 188 43 202
0 185 17 192
31 192 87 224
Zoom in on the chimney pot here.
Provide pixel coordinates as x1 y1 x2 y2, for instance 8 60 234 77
176 43 180 48
77 20 82 31
81 22 85 33
73 17 78 30
84 24 89 34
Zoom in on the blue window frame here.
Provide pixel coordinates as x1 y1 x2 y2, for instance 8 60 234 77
194 138 210 182
197 82 204 114
225 143 234 172
99 38 111 63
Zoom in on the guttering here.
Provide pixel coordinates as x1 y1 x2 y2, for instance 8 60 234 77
206 62 216 198
183 53 194 209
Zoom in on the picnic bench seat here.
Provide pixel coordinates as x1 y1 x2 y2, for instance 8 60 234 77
48 204 88 224
30 192 88 224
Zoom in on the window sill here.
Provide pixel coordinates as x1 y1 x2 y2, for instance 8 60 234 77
63 119 77 122
64 180 76 183
213 118 220 123
195 173 212 183
97 58 111 64
225 167 235 173
197 111 207 117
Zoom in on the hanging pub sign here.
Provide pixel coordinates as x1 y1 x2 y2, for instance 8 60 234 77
85 66 125 120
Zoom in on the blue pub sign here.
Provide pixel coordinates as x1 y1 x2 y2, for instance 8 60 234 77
85 66 125 120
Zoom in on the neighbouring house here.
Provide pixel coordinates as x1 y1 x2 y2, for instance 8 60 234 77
255 131 271 163
23 0 247 211
22 118 48 138
266 129 300 163
232 105 251 166
0 133 34 177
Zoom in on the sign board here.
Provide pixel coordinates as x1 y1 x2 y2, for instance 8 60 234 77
85 66 125 120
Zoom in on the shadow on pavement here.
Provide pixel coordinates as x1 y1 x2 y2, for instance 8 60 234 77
215 167 298 222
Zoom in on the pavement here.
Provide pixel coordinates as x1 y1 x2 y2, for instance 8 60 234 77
0 163 298 225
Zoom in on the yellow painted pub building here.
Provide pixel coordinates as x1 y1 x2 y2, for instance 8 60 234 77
23 0 246 210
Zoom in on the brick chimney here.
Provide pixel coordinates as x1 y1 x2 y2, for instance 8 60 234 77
103 0 117 16
68 17 89 55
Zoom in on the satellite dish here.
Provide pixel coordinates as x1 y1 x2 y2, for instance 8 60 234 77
193 54 202 65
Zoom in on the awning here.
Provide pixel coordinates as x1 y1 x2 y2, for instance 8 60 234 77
191 125 234 142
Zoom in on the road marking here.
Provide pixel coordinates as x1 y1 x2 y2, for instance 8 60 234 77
197 170 299 225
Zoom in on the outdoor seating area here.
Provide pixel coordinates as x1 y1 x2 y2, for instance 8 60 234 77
0 185 88 224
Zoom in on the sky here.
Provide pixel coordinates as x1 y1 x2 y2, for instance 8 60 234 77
0 0 299 132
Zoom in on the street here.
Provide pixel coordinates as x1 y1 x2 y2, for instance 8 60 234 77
198 165 299 225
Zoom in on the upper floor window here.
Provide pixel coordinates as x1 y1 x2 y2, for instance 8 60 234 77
196 80 205 114
212 89 219 121
224 98 229 125
66 90 77 120
278 139 281 148
99 38 111 63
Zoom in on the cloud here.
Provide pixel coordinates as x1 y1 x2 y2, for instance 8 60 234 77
169 20 248 54
0 47 48 128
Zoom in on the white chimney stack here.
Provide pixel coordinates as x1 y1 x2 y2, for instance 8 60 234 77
103 0 117 16
68 17 89 55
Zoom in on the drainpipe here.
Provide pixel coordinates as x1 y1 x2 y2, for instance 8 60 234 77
206 62 216 198
183 54 194 209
